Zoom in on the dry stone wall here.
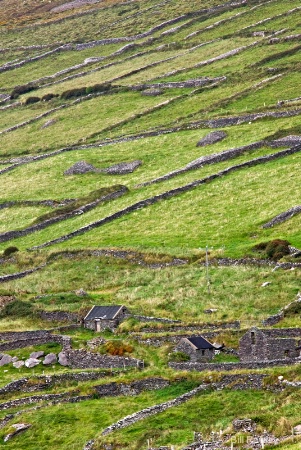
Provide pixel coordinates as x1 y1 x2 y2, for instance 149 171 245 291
66 349 143 369
30 144 301 251
169 358 300 372
0 185 127 244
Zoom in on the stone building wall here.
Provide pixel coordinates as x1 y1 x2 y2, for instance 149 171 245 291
175 340 214 362
239 328 301 361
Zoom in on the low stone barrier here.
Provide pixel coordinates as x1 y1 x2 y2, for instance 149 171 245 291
138 321 240 334
0 265 46 283
66 349 143 369
169 357 300 372
30 144 301 251
39 310 79 323
0 185 127 244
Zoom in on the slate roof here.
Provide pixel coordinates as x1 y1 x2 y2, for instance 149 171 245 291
84 305 125 321
185 336 215 350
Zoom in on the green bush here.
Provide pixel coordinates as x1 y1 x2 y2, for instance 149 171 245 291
0 299 34 318
86 83 111 94
252 239 290 260
60 87 87 100
42 93 58 101
266 239 290 260
25 96 40 105
10 84 36 99
3 246 19 257
169 351 190 362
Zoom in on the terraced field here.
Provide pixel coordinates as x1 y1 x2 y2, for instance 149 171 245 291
0 0 300 449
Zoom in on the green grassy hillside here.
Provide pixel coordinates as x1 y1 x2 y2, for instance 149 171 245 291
0 0 300 448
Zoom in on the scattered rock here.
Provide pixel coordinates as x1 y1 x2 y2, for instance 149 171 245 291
43 353 57 365
270 135 301 147
75 288 88 296
196 130 227 147
0 354 13 366
103 160 142 175
13 360 25 369
25 358 41 368
58 352 69 366
293 425 301 435
204 308 218 314
4 423 31 442
41 119 57 129
12 356 19 362
232 418 256 433
29 351 44 359
64 161 98 175
261 282 271 287
141 88 163 96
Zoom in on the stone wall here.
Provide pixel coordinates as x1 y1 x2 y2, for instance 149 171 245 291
0 185 128 244
94 377 169 397
138 321 240 334
30 144 301 250
126 314 181 324
0 330 71 352
169 358 299 372
65 349 143 369
39 310 78 323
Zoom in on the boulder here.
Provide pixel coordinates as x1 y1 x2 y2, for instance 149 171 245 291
13 360 25 369
30 351 44 359
294 425 301 435
12 356 19 362
25 358 41 368
232 418 256 433
0 354 13 366
141 88 163 96
64 161 98 175
75 288 88 296
58 352 69 366
41 119 57 129
4 423 31 442
43 353 57 365
196 130 227 147
104 160 142 175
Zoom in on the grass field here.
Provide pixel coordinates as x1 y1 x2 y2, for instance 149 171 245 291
0 0 301 448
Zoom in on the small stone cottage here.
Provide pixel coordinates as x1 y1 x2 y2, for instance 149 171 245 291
175 336 222 362
84 305 129 332
239 327 301 361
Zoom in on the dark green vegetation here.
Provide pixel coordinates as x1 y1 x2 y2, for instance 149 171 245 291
0 0 301 448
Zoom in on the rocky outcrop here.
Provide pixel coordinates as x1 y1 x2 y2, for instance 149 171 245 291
103 160 142 175
262 205 301 228
196 130 227 147
64 160 98 175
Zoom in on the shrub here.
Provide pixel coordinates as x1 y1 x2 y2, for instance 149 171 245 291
60 87 87 100
266 239 290 260
86 83 111 94
252 239 290 260
170 351 190 362
105 341 133 356
10 84 36 99
3 246 19 257
42 93 58 101
25 96 40 105
0 299 34 318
